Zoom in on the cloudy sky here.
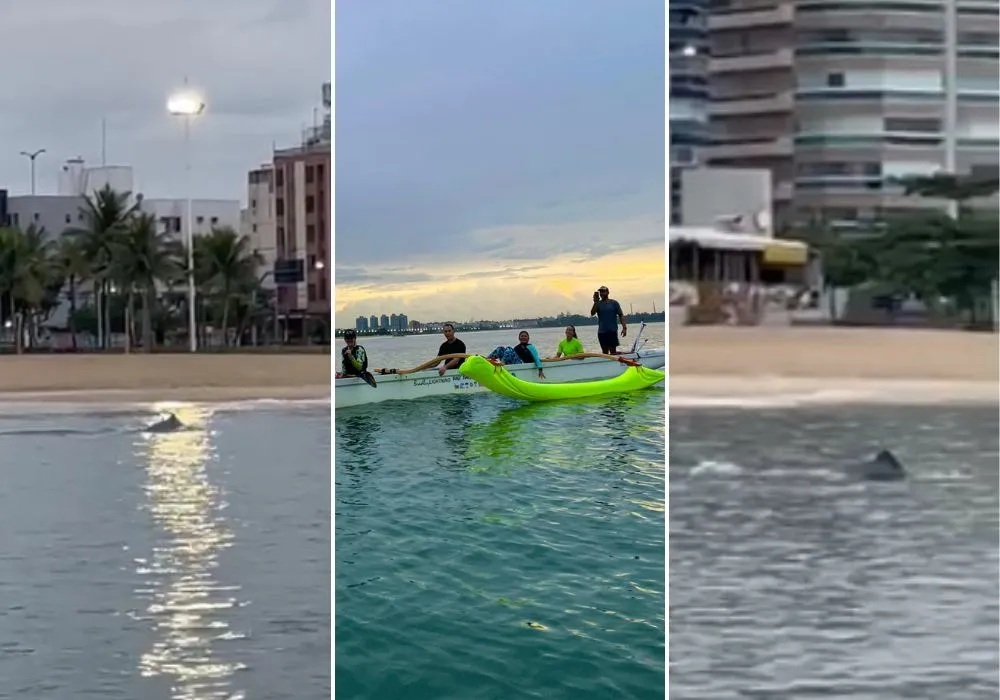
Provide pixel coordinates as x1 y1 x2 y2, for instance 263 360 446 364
0 0 329 201
336 0 665 322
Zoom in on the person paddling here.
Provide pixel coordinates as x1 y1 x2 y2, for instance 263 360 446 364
341 330 377 388
437 323 467 376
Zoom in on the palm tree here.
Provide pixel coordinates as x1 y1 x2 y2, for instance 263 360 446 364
193 227 263 345
57 236 89 351
66 184 140 348
0 225 59 353
108 213 181 352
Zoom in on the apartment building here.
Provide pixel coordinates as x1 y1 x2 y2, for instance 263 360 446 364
670 0 711 223
273 143 330 321
706 0 1000 229
141 198 242 241
242 165 277 287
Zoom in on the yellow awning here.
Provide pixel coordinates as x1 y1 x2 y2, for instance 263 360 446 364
763 242 808 266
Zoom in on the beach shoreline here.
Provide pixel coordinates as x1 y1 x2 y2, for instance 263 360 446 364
0 354 331 403
670 327 998 406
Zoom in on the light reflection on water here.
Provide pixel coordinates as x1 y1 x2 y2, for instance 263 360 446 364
134 404 247 700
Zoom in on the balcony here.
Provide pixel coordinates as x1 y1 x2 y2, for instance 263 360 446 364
708 4 793 31
709 48 794 74
706 136 794 160
708 91 794 116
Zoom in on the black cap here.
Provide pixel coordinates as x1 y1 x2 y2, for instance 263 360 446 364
345 329 357 339
598 286 609 292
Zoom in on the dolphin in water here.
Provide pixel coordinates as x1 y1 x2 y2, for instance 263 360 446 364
848 449 906 481
144 413 184 433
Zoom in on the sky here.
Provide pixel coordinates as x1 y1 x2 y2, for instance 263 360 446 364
0 0 330 201
336 0 666 322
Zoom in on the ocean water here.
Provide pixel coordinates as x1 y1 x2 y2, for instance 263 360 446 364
334 326 666 700
670 403 1000 699
0 400 331 699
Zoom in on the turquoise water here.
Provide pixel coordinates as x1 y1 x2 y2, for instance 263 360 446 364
335 384 665 698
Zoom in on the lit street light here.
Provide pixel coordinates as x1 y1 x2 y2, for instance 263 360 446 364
167 84 206 352
19 148 46 195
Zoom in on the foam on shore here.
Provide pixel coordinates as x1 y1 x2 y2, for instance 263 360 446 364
0 386 330 415
670 375 999 408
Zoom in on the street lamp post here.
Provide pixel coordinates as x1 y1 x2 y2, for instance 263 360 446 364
19 148 46 195
167 87 206 352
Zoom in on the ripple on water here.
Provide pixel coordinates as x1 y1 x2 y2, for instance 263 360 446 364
336 391 666 700
670 404 1000 700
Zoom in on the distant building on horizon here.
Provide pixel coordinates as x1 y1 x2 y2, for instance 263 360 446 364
369 314 378 329
355 315 369 331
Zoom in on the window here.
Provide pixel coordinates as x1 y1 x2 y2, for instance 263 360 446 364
275 168 284 187
306 223 316 243
317 164 325 182
210 216 218 225
78 212 85 221
826 72 845 87
971 164 998 180
305 195 315 213
276 198 285 217
196 215 204 225
251 198 257 210
959 32 999 46
65 213 71 224
252 223 258 233
884 117 940 133
308 283 317 302
33 212 40 221
305 165 314 184
308 254 316 270
276 226 285 250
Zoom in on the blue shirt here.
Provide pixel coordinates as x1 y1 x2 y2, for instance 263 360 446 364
595 299 623 333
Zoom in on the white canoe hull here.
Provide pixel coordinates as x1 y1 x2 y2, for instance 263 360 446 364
335 348 665 409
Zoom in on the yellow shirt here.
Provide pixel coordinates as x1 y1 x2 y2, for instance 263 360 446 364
557 337 584 357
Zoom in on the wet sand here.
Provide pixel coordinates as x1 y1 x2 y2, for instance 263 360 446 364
671 327 998 404
0 354 330 402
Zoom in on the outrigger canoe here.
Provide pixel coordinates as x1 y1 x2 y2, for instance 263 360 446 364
459 355 664 402
334 347 664 409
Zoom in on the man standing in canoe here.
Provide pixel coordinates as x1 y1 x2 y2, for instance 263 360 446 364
590 285 627 354
437 323 467 375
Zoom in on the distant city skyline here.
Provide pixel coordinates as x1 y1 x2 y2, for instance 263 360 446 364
335 0 665 320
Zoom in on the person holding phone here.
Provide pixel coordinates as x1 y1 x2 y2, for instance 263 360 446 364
589 285 626 354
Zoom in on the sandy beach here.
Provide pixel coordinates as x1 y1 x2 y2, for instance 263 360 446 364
0 353 331 403
671 327 999 405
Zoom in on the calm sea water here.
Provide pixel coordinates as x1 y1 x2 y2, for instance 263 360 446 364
670 404 1000 699
335 323 666 699
0 400 330 699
